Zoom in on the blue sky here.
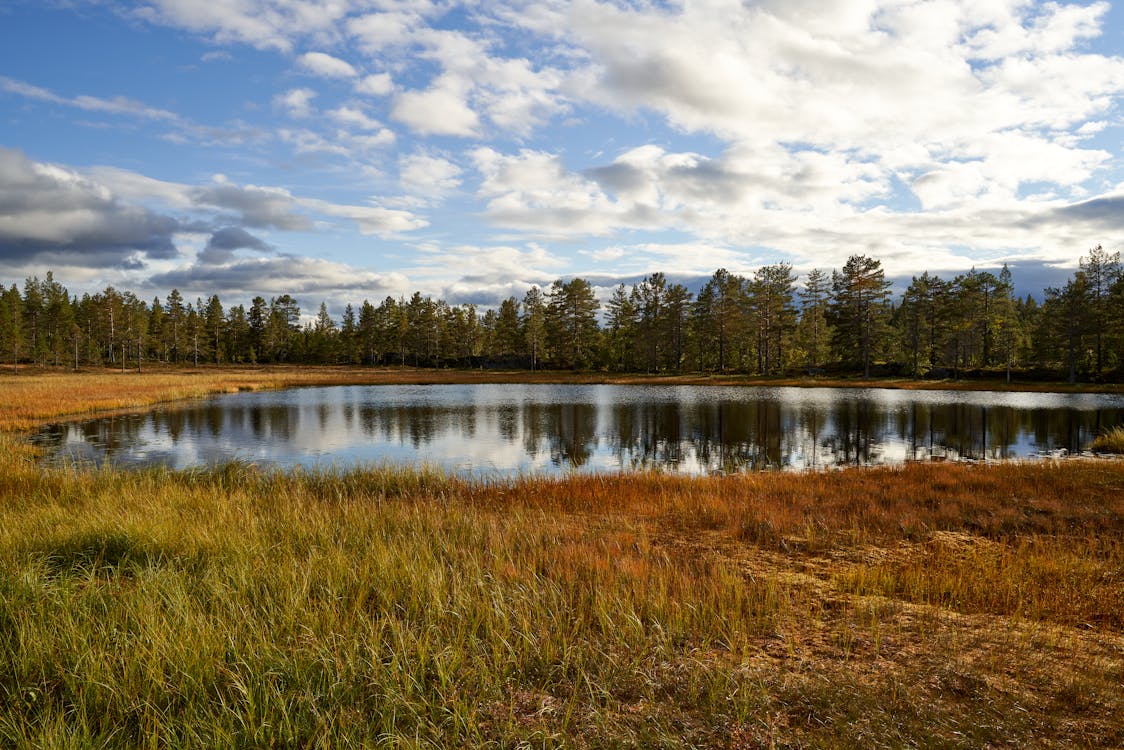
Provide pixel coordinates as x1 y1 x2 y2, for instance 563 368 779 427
1 0 1123 312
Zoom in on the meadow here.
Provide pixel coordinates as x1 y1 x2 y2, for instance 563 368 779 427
1 367 1122 748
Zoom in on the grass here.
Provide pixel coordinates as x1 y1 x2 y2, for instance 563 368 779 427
1 369 1123 746
1093 425 1124 454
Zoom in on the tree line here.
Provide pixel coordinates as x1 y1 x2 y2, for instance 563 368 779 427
1 248 1121 382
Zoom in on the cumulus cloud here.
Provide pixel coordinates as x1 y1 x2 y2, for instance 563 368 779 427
407 242 567 304
274 87 317 119
298 51 358 79
133 0 356 52
355 73 394 96
472 147 625 236
469 142 1124 277
199 226 272 265
191 179 313 231
399 153 462 198
0 147 181 269
149 255 409 299
327 105 383 130
301 198 428 236
76 166 428 241
29 0 1124 296
391 76 481 137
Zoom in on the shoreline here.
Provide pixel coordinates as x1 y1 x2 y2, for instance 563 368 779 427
3 364 1123 434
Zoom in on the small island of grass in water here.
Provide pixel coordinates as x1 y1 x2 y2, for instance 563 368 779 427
1 369 1123 747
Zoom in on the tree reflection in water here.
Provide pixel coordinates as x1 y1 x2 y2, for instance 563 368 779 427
33 385 1124 474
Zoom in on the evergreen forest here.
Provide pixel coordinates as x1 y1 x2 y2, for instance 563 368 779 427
2 248 1121 383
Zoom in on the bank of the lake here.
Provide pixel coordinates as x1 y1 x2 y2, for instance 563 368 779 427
2 370 1123 747
4 364 1124 433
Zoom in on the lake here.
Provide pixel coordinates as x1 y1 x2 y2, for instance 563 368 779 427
33 384 1124 475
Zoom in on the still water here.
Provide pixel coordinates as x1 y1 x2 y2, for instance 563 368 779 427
33 384 1124 475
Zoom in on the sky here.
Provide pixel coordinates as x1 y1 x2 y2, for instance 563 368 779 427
1 0 1123 315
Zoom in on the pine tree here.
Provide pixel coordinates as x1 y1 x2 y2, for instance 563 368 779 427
545 278 600 369
829 255 891 378
522 286 547 371
798 269 831 372
1080 246 1121 376
898 272 947 377
165 288 185 363
749 263 797 375
340 304 358 364
692 269 745 373
205 295 225 364
605 283 637 371
494 297 523 359
633 272 667 373
663 283 692 373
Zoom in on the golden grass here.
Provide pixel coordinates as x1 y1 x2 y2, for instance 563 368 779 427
1093 425 1124 454
2 370 1123 746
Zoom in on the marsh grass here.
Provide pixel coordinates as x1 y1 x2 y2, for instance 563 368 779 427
2 372 1124 747
2 435 1123 747
1093 424 1124 453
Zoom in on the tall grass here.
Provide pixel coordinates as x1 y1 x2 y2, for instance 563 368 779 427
2 370 1124 747
2 432 1123 747
1093 425 1124 453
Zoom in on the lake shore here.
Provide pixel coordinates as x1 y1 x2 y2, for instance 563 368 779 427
2 371 1123 746
3 364 1123 433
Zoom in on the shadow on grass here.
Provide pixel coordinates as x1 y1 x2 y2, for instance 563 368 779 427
33 531 206 579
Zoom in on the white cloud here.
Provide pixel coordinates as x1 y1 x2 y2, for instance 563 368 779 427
279 126 395 159
407 241 567 304
346 129 397 150
0 75 180 122
391 76 480 137
24 0 1124 295
327 105 383 130
78 163 428 239
300 198 428 236
399 153 463 198
0 148 182 270
133 0 356 52
149 255 412 300
274 87 317 118
530 0 1124 179
472 147 624 236
466 140 1124 277
349 17 568 137
355 73 394 96
298 51 358 79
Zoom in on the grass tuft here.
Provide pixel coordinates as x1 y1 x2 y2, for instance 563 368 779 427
1092 425 1124 453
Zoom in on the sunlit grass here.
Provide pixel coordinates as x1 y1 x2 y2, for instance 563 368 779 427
1 371 1123 746
1092 425 1124 454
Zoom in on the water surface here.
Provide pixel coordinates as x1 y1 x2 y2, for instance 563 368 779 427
33 384 1124 475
